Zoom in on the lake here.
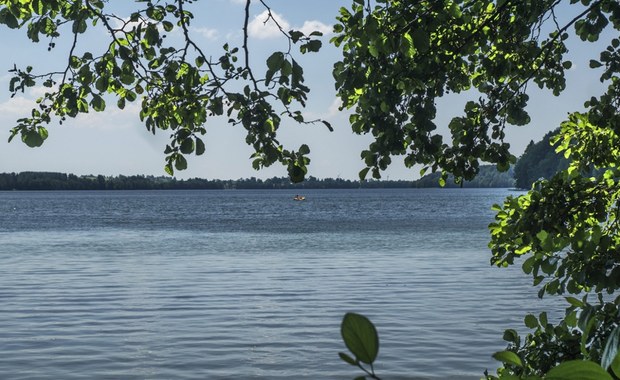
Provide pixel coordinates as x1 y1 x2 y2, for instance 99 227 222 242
0 188 563 379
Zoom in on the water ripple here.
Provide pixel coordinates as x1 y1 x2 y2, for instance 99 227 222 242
0 189 564 379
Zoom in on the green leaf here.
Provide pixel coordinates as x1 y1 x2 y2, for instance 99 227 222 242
164 163 174 176
503 329 519 343
95 76 108 92
1 10 19 29
180 138 194 154
536 230 548 244
90 94 106 111
400 32 414 57
492 351 523 367
72 19 87 34
174 154 188 170
589 60 603 68
524 314 538 329
22 130 45 148
289 30 304 43
546 360 613 380
611 352 620 378
338 352 357 366
497 376 521 380
281 60 292 76
195 137 206 156
304 39 322 53
601 325 620 370
162 20 173 32
565 296 584 308
522 256 536 274
288 164 306 183
359 167 370 180
368 43 378 57
341 312 379 365
412 29 430 53
195 56 205 67
298 144 310 155
266 52 285 71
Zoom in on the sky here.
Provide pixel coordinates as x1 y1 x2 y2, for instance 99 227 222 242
0 0 611 180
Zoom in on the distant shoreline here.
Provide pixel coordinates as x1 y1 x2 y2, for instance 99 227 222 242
0 171 514 191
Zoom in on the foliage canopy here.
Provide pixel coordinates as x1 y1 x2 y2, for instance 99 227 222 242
1 0 330 181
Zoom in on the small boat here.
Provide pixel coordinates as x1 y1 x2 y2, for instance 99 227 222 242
293 195 306 201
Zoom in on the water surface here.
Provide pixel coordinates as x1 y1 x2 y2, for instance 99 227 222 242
0 189 562 379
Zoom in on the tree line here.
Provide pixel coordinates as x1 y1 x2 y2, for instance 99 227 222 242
413 130 569 189
0 171 417 191
0 134 564 191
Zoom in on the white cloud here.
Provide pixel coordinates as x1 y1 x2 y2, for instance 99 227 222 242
194 27 219 41
62 102 141 130
299 20 332 37
225 30 243 41
248 10 290 40
248 10 332 40
0 86 52 116
327 98 343 118
229 0 246 4
0 92 141 131
0 96 36 116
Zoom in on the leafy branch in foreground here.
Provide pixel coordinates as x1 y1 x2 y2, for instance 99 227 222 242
331 0 620 377
331 0 603 182
1 0 331 181
339 312 382 380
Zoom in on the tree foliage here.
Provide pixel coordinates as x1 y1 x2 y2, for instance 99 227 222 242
331 0 620 378
332 0 576 181
1 0 330 181
3 0 620 379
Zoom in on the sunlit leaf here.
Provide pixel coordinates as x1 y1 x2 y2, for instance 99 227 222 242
492 351 522 368
546 360 613 380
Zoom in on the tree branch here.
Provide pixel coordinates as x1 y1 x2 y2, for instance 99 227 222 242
243 0 260 91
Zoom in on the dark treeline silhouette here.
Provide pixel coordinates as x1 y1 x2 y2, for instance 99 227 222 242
411 165 515 188
413 129 572 189
513 129 569 189
0 172 417 191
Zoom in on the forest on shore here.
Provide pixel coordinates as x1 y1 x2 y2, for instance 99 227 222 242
0 130 564 191
0 172 416 191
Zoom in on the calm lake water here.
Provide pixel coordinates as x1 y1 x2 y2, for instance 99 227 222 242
0 188 564 379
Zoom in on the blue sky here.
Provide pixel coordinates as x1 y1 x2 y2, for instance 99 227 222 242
0 1 609 180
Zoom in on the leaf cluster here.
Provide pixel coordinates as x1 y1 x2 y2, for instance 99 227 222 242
331 0 616 181
1 0 330 181
487 40 620 380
